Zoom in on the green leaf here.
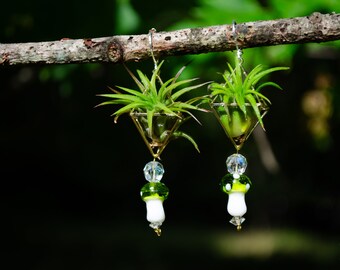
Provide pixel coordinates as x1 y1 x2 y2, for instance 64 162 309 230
99 93 144 103
172 131 200 153
246 94 264 128
255 81 283 92
137 70 151 92
170 80 207 101
94 100 128 108
112 102 146 122
243 64 264 90
250 66 289 88
150 60 165 94
244 89 271 104
155 102 179 116
147 109 155 137
158 77 176 101
235 90 246 114
115 86 146 98
123 64 145 92
159 78 196 102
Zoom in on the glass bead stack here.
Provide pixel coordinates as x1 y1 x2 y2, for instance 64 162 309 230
220 153 252 230
140 161 169 236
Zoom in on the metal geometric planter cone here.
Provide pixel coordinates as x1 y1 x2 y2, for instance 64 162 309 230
130 111 183 159
211 102 269 151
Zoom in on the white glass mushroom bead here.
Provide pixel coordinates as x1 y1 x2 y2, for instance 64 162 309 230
143 161 164 182
145 198 165 228
227 192 247 217
220 173 251 229
140 182 169 234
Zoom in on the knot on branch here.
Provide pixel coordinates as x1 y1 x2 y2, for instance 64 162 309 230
308 12 323 23
107 40 123 63
0 53 9 65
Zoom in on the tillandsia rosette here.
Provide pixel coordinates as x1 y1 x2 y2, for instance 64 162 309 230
208 53 289 149
96 60 210 159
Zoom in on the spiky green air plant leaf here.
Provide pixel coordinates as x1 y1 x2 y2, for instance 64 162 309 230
96 60 211 156
209 54 289 129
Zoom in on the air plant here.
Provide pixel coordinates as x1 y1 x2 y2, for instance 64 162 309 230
209 53 289 126
96 60 210 158
208 53 289 149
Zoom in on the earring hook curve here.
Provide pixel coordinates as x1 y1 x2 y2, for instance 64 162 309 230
148 28 158 70
232 20 243 64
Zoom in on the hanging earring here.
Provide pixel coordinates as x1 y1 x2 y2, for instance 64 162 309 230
140 160 168 236
208 21 289 230
96 28 210 236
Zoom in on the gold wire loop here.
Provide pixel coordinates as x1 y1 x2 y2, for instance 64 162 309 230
148 28 158 70
154 227 161 236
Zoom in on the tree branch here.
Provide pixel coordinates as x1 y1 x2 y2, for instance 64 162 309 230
1 12 339 66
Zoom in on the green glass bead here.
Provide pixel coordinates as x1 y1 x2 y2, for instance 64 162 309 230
140 182 169 201
220 173 252 194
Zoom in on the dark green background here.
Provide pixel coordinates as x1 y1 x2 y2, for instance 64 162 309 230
1 0 340 269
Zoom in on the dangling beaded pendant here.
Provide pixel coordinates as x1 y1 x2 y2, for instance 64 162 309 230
140 161 169 236
220 153 251 230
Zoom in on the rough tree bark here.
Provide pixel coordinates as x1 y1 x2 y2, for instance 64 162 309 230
0 12 339 66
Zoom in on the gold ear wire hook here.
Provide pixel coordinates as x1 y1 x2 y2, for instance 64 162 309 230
148 28 158 70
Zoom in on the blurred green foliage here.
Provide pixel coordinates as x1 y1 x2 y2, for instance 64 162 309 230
168 0 340 72
115 0 140 34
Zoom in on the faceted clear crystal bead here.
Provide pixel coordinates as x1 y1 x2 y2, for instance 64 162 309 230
143 161 165 182
226 154 247 179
